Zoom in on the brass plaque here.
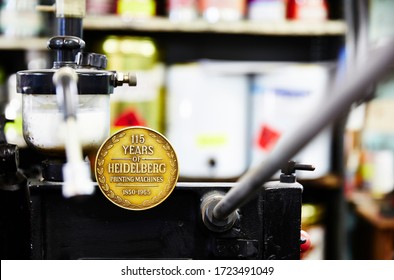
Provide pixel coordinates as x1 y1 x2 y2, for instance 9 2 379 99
95 127 179 210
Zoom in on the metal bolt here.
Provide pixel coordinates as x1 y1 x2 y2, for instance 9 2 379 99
201 192 239 232
115 72 137 87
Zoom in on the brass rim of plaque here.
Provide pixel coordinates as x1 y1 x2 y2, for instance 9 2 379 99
95 126 179 210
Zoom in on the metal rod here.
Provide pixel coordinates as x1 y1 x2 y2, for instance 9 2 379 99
57 17 83 37
54 67 79 120
53 67 94 198
213 39 394 220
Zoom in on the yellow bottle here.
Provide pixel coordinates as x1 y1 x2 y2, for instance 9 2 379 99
102 36 165 134
117 0 156 17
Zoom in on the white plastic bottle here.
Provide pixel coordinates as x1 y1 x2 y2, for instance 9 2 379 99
166 62 249 179
168 0 198 21
250 63 332 179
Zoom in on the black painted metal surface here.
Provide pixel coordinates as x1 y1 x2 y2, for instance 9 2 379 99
23 182 302 260
0 144 31 260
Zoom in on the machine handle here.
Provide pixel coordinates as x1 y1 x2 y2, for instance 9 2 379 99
280 160 315 183
212 38 394 221
48 36 85 68
53 67 79 120
53 67 94 198
75 52 107 69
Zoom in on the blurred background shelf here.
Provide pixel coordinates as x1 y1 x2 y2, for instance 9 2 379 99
0 36 49 50
348 191 394 259
83 15 346 36
301 174 343 190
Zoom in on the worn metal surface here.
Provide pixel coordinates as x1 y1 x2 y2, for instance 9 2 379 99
24 182 302 260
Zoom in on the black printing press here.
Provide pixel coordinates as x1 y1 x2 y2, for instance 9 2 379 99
0 0 309 260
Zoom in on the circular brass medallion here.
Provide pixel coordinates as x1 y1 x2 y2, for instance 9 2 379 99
95 126 179 210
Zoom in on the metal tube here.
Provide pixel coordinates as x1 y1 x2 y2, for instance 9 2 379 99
56 0 86 37
54 67 79 120
57 17 83 37
213 39 394 220
56 0 86 18
53 67 94 198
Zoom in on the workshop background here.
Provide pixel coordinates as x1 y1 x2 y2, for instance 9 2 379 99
1 0 394 260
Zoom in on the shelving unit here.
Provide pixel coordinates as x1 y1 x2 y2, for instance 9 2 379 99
0 18 346 51
348 191 394 259
0 36 48 51
82 18 345 66
83 15 346 36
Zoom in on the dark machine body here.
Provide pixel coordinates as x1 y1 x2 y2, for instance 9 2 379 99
24 181 302 260
1 108 303 260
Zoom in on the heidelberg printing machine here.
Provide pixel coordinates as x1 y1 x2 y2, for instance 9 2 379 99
1 0 394 260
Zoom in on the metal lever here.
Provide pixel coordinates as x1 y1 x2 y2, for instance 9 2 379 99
281 161 315 174
53 66 94 198
212 38 394 221
280 161 315 183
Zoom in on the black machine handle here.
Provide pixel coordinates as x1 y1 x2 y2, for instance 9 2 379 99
75 52 107 69
280 161 315 183
48 36 85 68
